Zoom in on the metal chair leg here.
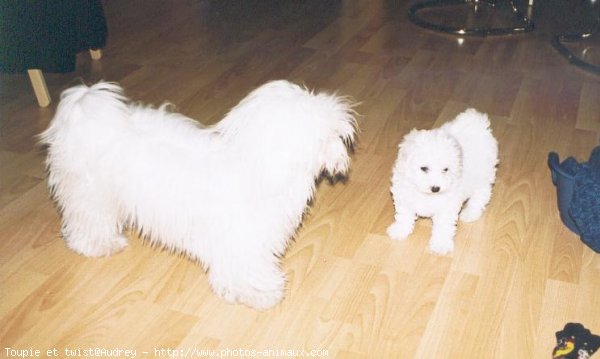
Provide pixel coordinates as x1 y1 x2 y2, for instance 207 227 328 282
551 21 600 75
408 0 534 37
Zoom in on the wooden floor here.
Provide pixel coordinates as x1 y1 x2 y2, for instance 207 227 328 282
2 1 600 358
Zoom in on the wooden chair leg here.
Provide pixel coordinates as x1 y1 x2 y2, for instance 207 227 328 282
27 69 51 107
89 49 102 60
26 50 102 107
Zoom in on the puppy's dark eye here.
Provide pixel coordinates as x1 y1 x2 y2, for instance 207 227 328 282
420 166 429 173
443 168 449 173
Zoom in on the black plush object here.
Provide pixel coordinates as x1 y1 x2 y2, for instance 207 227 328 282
0 0 107 73
553 323 600 359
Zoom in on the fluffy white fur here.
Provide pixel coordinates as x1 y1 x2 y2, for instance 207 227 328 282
387 109 498 255
40 80 357 309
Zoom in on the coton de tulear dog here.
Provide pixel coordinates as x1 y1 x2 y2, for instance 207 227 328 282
40 80 357 309
387 109 498 255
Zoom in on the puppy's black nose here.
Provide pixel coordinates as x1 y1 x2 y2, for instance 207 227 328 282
431 186 440 193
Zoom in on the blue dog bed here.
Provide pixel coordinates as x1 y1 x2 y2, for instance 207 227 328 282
548 146 600 252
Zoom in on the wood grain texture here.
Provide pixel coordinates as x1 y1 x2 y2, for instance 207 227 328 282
1 1 599 358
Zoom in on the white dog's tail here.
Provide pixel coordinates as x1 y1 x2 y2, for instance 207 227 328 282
39 82 129 146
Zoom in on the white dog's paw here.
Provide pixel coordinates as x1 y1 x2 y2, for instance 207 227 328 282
387 221 413 241
459 207 483 223
237 286 284 310
210 270 285 310
428 238 454 255
66 234 128 257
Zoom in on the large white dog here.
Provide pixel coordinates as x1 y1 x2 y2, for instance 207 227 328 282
41 80 357 309
387 109 498 254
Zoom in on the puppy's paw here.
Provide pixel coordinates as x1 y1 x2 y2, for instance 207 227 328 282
387 221 413 241
459 207 483 223
428 238 454 255
66 234 128 257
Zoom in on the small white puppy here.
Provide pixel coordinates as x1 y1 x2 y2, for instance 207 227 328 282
387 109 498 254
40 80 357 309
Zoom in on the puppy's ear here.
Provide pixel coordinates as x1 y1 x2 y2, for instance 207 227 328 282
399 128 421 149
405 128 422 139
396 129 423 167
